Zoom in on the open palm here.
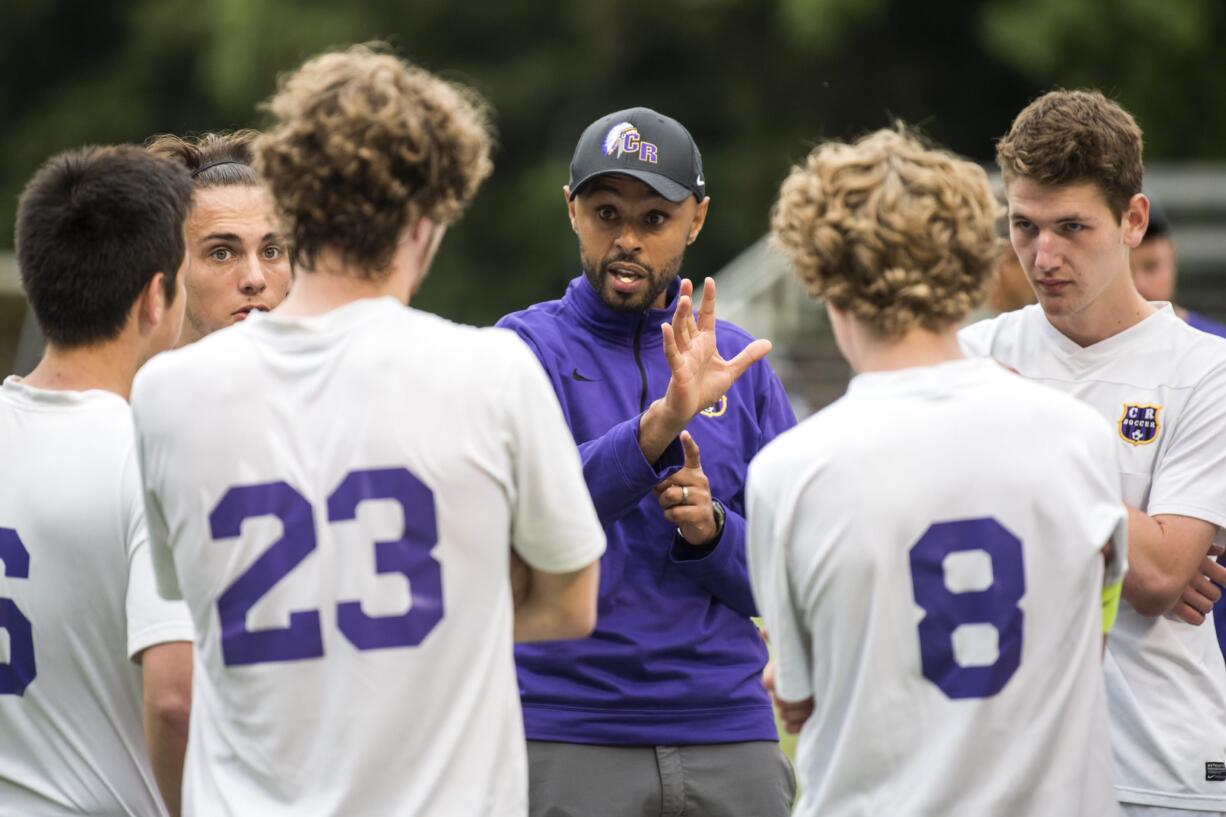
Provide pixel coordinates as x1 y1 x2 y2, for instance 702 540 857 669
660 277 772 423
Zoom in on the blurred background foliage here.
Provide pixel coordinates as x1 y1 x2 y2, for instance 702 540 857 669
2 0 1223 324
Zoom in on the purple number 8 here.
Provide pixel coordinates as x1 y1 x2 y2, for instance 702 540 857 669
908 518 1025 699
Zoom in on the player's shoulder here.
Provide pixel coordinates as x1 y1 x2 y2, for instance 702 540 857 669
0 377 133 425
1163 309 1226 374
405 308 540 366
989 363 1112 431
138 319 249 379
131 326 240 413
957 304 1039 356
1106 307 1226 393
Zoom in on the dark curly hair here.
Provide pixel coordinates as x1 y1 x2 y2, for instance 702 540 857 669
771 127 999 337
254 44 495 276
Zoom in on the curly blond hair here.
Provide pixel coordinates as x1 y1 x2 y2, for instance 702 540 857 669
146 130 261 189
996 89 1142 220
255 44 494 275
771 128 999 337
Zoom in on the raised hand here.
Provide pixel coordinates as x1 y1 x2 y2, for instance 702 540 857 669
637 277 772 462
659 277 771 426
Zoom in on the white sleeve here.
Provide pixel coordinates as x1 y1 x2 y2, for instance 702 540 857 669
130 389 184 601
747 456 814 702
1084 413 1130 586
122 453 194 659
1146 362 1226 538
505 339 607 573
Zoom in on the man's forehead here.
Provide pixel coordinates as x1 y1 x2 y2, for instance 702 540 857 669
1006 178 1113 216
189 185 279 236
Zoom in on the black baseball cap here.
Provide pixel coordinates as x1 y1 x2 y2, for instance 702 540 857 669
568 107 706 203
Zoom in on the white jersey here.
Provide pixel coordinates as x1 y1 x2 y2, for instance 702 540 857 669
961 303 1226 811
0 378 194 817
748 358 1127 817
131 297 605 817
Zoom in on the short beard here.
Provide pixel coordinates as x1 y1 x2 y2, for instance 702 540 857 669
581 249 683 313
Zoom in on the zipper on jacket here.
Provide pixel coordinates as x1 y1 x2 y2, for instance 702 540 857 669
633 315 649 410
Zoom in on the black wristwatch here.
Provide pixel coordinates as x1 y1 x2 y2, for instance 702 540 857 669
710 498 726 540
676 498 726 548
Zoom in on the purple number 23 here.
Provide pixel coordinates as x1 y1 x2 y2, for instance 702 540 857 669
210 468 442 667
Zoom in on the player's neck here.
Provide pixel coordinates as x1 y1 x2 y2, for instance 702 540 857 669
853 328 965 374
830 306 965 373
275 271 409 317
174 322 205 349
276 244 424 318
1046 274 1155 348
21 340 139 401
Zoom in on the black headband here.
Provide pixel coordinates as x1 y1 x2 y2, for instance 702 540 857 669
191 159 246 178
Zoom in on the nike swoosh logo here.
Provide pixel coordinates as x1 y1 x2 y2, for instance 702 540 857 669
571 368 600 383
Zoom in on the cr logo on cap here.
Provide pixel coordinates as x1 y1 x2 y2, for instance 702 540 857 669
603 122 659 164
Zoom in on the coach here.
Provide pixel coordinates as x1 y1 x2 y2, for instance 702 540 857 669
498 108 796 817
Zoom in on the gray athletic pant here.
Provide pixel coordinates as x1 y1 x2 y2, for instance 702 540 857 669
527 740 795 817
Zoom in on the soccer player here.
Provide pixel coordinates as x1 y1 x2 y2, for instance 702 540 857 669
147 130 292 346
0 146 195 816
131 45 605 817
960 90 1226 816
751 126 1127 816
498 108 796 817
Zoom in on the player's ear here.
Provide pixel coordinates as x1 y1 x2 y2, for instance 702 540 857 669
686 196 711 246
563 186 578 234
137 272 168 332
1122 193 1149 249
409 216 437 247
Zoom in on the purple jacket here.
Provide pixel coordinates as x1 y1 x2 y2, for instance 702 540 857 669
497 275 797 745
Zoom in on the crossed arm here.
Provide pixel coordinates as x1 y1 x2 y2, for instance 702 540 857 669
1125 508 1224 621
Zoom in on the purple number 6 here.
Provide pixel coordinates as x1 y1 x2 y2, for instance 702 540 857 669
0 528 35 695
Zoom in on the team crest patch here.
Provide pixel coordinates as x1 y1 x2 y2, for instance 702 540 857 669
700 395 728 418
602 122 659 164
1119 403 1161 446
